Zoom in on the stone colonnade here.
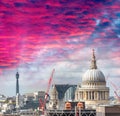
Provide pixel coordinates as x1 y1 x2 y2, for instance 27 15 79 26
76 91 109 101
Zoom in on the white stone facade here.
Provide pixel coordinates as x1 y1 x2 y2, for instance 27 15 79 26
75 50 109 109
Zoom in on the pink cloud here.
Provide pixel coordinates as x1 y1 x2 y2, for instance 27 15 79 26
0 0 119 82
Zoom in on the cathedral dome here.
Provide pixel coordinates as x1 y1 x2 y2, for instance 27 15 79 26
82 49 106 83
82 69 105 82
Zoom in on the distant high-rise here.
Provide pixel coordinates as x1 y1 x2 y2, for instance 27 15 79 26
16 72 19 95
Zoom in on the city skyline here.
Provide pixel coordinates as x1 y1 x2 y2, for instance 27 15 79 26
0 0 120 96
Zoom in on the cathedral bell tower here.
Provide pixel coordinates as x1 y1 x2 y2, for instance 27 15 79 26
49 85 59 109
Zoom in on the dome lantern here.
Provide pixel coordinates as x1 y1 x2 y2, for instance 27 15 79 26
90 49 97 69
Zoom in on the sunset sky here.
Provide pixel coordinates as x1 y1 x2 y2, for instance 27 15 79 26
0 0 120 96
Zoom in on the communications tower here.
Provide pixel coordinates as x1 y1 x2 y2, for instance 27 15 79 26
16 72 20 109
16 72 19 94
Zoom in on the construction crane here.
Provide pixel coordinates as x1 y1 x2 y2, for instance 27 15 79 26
39 98 44 111
39 69 55 114
107 77 120 102
114 91 120 102
111 82 120 103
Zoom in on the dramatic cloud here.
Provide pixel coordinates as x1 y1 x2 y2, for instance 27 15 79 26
0 0 120 96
